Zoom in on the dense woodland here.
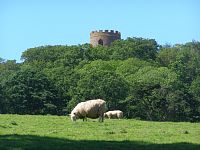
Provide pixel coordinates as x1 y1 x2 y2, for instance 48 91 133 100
0 37 200 122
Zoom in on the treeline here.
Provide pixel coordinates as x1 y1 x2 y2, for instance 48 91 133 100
0 37 200 122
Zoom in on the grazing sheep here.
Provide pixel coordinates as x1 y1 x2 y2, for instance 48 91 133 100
104 110 123 119
70 99 106 122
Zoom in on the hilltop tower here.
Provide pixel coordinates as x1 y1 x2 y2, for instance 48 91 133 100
90 30 121 47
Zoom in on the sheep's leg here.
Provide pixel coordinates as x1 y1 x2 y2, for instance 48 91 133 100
99 115 104 122
83 117 87 122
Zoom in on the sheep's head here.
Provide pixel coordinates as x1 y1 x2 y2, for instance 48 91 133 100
70 112 77 121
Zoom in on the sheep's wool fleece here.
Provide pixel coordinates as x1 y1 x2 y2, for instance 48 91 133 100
71 99 106 119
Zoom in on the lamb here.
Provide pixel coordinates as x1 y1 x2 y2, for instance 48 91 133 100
104 110 123 119
70 99 106 122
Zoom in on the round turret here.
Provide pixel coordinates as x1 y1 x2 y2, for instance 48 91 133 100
90 30 121 47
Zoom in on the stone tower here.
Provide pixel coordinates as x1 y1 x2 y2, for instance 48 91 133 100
90 30 121 47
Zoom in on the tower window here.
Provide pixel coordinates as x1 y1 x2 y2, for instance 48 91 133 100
98 39 103 45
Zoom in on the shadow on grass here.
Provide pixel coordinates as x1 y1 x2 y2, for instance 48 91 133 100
0 134 199 150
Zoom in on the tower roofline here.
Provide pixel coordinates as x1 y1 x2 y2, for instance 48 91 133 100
90 30 121 35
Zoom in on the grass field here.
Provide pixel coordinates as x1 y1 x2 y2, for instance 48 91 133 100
0 115 199 150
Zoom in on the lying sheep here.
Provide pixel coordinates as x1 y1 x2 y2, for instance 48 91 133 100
104 110 123 119
70 99 106 122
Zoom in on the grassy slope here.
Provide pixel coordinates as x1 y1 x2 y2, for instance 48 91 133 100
0 115 199 150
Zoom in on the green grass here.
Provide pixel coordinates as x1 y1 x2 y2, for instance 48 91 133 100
0 115 199 150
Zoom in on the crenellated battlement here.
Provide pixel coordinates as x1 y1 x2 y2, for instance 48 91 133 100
90 30 121 36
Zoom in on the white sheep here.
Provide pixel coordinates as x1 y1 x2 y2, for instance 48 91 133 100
104 110 123 119
70 99 106 122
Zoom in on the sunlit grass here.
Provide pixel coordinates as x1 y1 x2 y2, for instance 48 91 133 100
0 115 199 150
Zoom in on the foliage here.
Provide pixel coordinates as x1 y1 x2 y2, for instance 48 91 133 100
158 42 200 86
0 84 5 113
2 67 64 115
68 60 129 110
110 37 158 60
0 38 200 122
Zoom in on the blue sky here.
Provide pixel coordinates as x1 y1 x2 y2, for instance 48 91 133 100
0 0 199 62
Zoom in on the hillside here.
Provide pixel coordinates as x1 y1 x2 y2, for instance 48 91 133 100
0 38 200 122
0 115 200 150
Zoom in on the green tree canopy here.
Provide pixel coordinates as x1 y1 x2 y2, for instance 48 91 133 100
110 37 158 60
1 38 199 122
68 60 129 111
3 67 64 115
